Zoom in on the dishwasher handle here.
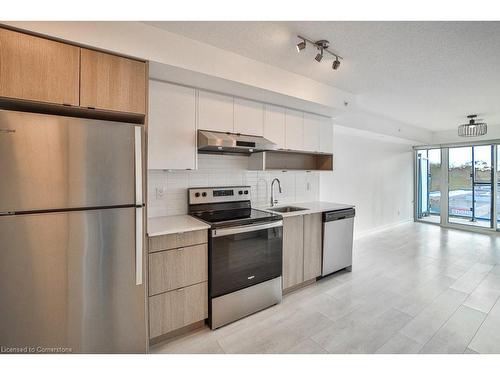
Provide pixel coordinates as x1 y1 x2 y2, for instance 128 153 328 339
323 208 355 222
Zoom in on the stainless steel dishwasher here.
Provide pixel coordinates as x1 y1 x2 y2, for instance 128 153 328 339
322 208 355 276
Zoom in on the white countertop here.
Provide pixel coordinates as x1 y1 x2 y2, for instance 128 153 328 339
148 215 210 237
148 202 354 236
257 201 355 218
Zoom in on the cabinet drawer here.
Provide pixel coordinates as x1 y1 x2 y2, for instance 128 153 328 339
148 230 207 252
149 244 208 296
149 282 208 338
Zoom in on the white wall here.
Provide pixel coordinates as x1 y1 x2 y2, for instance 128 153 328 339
320 125 414 237
148 154 319 218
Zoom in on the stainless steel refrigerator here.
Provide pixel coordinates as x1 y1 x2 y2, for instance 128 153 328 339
0 109 147 353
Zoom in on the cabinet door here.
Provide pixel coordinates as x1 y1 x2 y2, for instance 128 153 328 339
234 98 264 136
0 28 79 106
80 49 146 114
320 117 333 154
264 104 285 149
303 213 323 281
303 113 321 152
282 215 304 290
148 81 196 170
198 90 233 133
285 109 304 151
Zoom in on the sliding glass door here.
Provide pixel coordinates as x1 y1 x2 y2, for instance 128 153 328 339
416 143 499 231
448 145 492 228
416 149 441 223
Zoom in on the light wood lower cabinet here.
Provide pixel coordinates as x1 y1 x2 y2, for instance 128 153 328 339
148 244 208 296
148 229 209 340
282 216 304 289
282 213 323 291
303 213 323 280
149 282 208 339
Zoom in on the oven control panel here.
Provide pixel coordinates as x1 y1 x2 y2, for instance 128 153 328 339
188 186 250 205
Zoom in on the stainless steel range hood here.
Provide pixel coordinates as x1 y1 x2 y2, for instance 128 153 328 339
198 130 277 155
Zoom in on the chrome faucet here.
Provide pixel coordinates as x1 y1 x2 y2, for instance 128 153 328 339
270 178 282 207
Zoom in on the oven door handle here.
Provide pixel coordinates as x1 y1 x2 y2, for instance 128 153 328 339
212 220 283 237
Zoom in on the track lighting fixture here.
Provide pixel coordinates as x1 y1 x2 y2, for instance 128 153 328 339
296 35 343 71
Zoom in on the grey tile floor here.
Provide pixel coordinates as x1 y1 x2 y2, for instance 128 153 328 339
151 222 500 354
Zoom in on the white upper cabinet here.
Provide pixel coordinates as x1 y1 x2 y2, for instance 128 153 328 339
198 90 234 133
319 117 333 154
264 104 285 149
234 98 264 136
303 113 321 153
285 109 304 151
148 80 197 170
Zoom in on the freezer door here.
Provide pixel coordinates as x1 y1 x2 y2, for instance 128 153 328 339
0 207 146 353
0 110 138 212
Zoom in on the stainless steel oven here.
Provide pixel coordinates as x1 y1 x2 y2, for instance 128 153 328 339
188 186 283 329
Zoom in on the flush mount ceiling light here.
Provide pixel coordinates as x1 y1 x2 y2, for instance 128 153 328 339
458 114 487 137
296 35 343 71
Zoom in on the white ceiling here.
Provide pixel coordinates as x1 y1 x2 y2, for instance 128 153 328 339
145 21 500 132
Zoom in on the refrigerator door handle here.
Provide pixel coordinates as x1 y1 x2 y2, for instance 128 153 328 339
135 126 143 206
136 207 143 285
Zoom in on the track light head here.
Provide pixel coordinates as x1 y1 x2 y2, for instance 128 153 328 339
332 57 340 70
296 40 306 52
315 49 323 62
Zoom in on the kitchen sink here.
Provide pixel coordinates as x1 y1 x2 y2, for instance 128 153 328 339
268 206 307 213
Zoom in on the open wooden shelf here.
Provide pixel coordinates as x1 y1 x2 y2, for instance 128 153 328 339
248 150 333 171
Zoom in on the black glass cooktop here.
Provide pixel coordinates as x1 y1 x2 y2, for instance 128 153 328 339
191 208 282 228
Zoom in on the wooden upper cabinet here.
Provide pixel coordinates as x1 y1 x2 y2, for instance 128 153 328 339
0 28 80 106
80 48 146 114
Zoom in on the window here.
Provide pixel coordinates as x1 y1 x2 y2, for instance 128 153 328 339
416 143 498 231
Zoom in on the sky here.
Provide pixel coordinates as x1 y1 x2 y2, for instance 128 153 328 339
421 146 496 168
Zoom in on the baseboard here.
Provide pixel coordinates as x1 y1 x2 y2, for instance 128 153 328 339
354 218 412 239
283 278 316 295
149 320 206 347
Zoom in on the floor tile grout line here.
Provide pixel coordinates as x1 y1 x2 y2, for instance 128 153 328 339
415 293 470 353
465 293 500 353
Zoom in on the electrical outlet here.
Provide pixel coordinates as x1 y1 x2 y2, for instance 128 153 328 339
155 187 165 200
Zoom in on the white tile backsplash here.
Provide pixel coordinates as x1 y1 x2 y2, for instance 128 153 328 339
147 154 320 218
